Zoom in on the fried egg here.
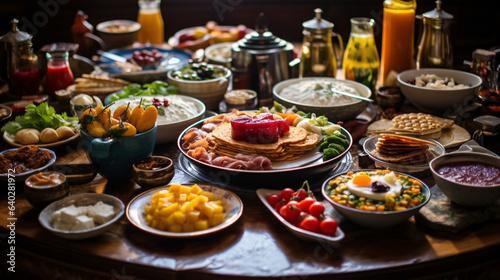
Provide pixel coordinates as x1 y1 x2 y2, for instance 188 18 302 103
346 172 402 201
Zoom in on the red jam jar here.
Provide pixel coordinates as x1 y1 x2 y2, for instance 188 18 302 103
45 51 74 98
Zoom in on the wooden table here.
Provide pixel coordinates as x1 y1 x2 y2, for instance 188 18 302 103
2 133 500 280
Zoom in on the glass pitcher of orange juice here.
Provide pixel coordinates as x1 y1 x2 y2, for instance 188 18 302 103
380 0 416 85
137 0 164 44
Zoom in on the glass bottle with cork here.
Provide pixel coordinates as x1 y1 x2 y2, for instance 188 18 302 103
137 0 164 45
343 17 379 94
380 0 416 85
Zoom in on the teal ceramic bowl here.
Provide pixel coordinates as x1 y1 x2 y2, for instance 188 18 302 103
80 126 157 182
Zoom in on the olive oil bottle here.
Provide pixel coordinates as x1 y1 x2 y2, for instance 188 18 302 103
342 18 379 94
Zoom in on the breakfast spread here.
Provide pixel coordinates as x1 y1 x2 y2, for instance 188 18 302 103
326 170 427 211
51 201 115 231
144 184 225 232
0 145 52 174
370 134 438 165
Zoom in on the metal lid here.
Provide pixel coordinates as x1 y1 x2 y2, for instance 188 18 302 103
302 8 333 30
473 49 496 61
473 115 500 133
236 13 290 51
0 19 32 45
422 0 453 20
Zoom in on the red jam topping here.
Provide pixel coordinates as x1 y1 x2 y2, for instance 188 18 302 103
231 113 290 144
437 161 500 186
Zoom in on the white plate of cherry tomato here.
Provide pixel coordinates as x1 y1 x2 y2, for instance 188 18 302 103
256 185 345 244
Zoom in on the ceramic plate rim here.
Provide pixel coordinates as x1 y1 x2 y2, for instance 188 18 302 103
126 184 243 238
256 188 345 244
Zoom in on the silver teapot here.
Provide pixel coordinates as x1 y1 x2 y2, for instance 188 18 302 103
231 13 295 107
416 0 454 69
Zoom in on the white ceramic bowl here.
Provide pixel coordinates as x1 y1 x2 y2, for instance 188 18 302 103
167 65 231 111
39 193 125 240
397 68 482 114
108 95 206 144
273 77 372 123
322 170 431 228
430 152 500 207
96 20 141 50
205 42 232 67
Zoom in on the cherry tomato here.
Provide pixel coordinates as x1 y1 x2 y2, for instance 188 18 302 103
267 194 281 207
274 200 286 212
320 218 338 236
298 197 315 212
298 215 320 233
280 188 295 201
284 201 301 219
309 201 325 218
293 189 309 201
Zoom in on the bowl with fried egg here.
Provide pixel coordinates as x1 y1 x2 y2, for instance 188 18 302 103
322 169 431 228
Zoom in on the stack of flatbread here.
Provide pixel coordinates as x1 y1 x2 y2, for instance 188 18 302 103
389 113 454 139
70 74 130 95
370 134 438 165
207 123 319 161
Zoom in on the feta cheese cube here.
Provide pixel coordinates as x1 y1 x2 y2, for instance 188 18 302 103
71 215 95 231
53 220 73 231
59 205 80 224
87 201 115 224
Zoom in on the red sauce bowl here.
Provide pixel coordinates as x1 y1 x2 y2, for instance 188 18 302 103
430 152 500 207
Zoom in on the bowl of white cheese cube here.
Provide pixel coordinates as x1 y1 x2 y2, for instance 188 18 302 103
38 193 125 239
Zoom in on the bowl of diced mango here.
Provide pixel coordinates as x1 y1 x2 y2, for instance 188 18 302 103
126 183 243 237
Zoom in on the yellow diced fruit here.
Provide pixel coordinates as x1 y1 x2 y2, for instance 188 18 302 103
187 193 198 201
208 201 223 214
190 196 208 208
169 224 182 233
194 220 209 231
169 184 181 195
181 201 194 213
144 206 153 215
209 213 225 227
182 223 195 232
153 209 161 219
179 185 191 194
150 219 158 229
212 200 223 206
199 202 216 218
165 214 176 226
178 193 187 204
202 191 215 201
188 211 200 223
173 211 186 224
190 184 203 195
156 221 167 231
160 202 179 217
146 214 154 224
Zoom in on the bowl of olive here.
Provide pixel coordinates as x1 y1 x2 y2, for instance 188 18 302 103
167 63 231 111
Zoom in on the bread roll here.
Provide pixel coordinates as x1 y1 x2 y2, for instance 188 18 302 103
40 128 60 143
56 126 76 140
15 129 40 144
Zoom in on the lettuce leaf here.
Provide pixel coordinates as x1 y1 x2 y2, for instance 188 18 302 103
0 102 80 135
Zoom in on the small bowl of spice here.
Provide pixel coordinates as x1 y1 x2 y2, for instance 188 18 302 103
24 172 70 208
132 156 175 188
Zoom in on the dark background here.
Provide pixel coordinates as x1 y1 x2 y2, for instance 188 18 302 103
1 0 499 68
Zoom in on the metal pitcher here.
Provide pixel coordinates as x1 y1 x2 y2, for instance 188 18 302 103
231 13 295 107
416 0 454 69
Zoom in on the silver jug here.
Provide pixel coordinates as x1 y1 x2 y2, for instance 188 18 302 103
416 0 454 69
231 13 295 107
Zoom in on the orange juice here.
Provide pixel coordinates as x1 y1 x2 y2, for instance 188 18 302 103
137 0 164 44
380 0 416 85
